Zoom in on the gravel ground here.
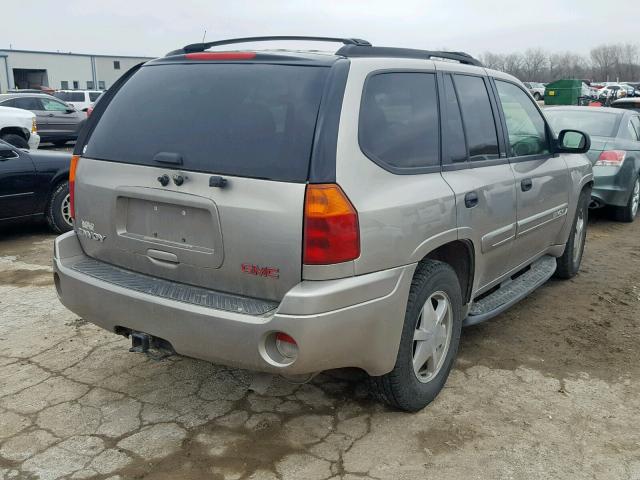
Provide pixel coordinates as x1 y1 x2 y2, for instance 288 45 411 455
0 211 638 480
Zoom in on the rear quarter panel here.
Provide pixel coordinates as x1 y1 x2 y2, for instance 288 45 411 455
557 152 593 244
333 58 458 277
29 150 71 212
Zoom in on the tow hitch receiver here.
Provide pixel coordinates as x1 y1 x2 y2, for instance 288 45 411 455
126 330 175 360
129 332 151 353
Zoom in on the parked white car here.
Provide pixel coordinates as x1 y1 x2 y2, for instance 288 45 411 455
0 106 40 150
524 82 545 101
53 90 103 112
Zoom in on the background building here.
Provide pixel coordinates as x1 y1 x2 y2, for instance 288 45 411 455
0 49 154 93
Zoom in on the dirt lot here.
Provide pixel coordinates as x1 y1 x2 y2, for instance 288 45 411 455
0 212 638 480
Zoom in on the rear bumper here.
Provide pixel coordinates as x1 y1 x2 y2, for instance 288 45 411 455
591 167 634 208
53 231 414 376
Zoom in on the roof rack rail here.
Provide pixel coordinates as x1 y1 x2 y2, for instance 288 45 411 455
167 36 372 56
335 45 483 66
166 37 482 67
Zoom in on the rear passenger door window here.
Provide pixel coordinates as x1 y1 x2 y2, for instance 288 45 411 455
359 72 440 172
12 97 42 111
495 80 550 157
452 75 500 161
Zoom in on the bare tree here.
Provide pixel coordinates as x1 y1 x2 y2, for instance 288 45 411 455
590 44 620 81
478 43 639 83
522 48 547 81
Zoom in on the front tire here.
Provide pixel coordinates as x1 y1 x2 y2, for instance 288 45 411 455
369 260 462 412
555 188 589 279
611 176 639 223
1 133 29 149
46 181 73 233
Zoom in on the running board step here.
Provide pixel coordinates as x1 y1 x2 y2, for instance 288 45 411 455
464 255 557 327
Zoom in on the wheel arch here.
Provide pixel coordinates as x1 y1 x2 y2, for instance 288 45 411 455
419 239 475 306
45 172 70 211
0 126 29 140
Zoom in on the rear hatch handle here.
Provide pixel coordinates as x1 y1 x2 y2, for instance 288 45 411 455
146 249 179 266
153 152 183 165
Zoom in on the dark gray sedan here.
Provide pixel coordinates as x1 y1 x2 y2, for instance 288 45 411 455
546 106 640 222
0 93 86 147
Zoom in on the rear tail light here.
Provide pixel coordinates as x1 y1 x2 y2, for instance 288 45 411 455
31 117 37 133
69 155 80 220
595 150 626 167
303 184 360 265
86 106 93 118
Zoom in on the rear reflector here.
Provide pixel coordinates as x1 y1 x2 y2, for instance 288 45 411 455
595 150 626 166
69 155 80 219
184 52 256 60
303 184 360 265
275 332 298 360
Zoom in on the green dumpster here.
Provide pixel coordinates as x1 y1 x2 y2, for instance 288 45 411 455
544 79 583 106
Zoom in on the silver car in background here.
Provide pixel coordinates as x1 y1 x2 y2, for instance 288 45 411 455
53 36 593 412
546 106 640 222
0 93 86 146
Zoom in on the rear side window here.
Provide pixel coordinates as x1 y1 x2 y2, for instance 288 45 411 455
54 92 85 102
453 75 500 161
359 72 439 172
84 63 328 182
12 97 43 110
89 92 101 102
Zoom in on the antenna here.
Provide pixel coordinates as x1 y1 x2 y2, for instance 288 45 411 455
201 29 207 43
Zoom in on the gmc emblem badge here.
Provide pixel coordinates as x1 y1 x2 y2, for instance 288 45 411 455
241 263 280 279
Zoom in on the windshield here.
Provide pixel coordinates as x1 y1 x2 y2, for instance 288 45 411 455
545 110 620 138
84 63 329 182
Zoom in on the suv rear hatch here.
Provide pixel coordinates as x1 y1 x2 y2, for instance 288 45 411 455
75 57 331 302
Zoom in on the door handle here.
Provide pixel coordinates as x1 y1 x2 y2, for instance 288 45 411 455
464 191 479 208
521 178 533 192
47 113 55 117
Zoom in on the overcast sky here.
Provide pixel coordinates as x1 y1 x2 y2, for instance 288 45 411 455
2 0 637 58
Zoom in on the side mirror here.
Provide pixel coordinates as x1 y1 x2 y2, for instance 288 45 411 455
65 107 75 113
0 143 19 160
556 129 591 154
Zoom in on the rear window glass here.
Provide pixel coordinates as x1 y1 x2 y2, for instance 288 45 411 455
612 102 640 112
545 110 619 137
84 63 329 182
54 92 84 102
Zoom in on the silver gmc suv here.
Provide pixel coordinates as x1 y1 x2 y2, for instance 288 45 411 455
53 37 593 411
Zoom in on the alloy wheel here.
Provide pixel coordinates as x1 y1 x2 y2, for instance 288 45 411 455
573 206 586 264
61 193 73 227
412 291 453 383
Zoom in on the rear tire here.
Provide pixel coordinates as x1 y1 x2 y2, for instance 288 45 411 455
533 92 541 101
611 177 639 223
555 188 589 279
46 181 73 234
369 260 462 412
1 133 29 149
